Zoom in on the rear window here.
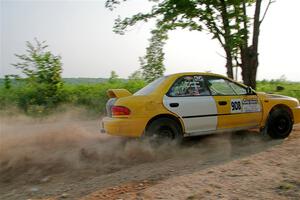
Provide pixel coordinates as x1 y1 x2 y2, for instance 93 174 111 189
134 76 166 96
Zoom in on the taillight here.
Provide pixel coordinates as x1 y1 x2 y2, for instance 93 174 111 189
111 106 131 116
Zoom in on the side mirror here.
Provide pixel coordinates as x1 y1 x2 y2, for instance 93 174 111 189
246 86 254 95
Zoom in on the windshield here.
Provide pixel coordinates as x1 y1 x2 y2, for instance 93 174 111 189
134 76 166 96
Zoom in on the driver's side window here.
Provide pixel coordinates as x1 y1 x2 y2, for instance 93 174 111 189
168 75 210 97
206 77 247 96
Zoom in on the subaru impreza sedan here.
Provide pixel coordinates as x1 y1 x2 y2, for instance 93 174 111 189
101 72 300 141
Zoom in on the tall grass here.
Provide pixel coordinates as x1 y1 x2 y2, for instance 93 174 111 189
0 79 299 117
0 80 146 116
257 80 300 99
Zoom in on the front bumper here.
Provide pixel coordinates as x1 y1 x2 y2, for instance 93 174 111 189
293 106 300 124
101 117 148 138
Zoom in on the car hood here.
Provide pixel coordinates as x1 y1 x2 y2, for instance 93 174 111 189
257 92 295 99
257 92 299 105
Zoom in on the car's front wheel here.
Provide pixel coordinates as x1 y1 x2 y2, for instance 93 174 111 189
265 108 293 139
144 118 183 145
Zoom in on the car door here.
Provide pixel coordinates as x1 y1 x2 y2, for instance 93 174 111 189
205 76 262 130
163 75 218 134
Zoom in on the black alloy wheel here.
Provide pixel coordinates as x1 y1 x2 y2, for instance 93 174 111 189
266 108 293 139
145 118 183 145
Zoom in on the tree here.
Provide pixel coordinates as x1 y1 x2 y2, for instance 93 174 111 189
128 69 143 80
240 0 273 89
3 75 11 89
108 70 119 83
106 0 273 89
139 26 168 82
12 38 63 111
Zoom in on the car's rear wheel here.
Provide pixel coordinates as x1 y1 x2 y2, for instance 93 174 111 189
265 108 293 139
144 118 183 145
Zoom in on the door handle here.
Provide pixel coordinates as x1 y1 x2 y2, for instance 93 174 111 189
218 101 227 106
169 103 179 107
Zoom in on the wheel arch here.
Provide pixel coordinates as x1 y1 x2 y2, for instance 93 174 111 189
145 114 185 134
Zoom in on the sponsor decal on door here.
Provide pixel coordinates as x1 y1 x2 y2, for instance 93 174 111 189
231 99 242 113
231 99 261 113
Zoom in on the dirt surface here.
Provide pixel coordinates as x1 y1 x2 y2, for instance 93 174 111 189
0 114 299 200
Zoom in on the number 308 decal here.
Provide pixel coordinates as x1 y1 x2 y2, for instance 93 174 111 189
231 99 242 113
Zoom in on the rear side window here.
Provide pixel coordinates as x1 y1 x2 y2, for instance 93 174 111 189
167 75 210 97
134 76 166 96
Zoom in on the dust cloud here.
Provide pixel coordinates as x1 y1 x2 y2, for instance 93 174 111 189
0 112 181 184
0 111 268 185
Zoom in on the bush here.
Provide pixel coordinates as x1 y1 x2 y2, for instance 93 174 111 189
1 79 298 117
257 81 300 100
6 39 64 114
61 80 146 114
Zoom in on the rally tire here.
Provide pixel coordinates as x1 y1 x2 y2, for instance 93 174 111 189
144 118 183 144
266 108 293 139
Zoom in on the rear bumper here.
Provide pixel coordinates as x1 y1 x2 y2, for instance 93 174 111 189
102 117 147 137
293 106 300 124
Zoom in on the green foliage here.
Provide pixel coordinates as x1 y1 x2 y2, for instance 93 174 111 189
0 79 146 116
106 0 255 61
108 70 120 83
1 79 299 117
140 27 167 82
106 0 272 88
63 78 108 84
1 39 147 116
128 70 143 80
257 81 300 100
10 38 63 113
0 87 19 109
4 75 11 89
62 80 146 114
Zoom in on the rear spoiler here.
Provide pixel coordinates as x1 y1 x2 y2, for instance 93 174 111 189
107 89 132 99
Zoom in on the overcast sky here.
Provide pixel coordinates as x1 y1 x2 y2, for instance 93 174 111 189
1 0 300 81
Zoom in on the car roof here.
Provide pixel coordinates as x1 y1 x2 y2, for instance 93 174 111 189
165 72 229 79
164 72 248 88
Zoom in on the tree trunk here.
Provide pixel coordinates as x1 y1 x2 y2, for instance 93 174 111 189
240 0 262 89
219 0 234 79
241 46 258 89
225 48 234 79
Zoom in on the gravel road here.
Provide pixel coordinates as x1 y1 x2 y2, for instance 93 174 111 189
0 115 299 200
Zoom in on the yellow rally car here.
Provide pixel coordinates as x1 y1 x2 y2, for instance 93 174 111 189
101 72 300 141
